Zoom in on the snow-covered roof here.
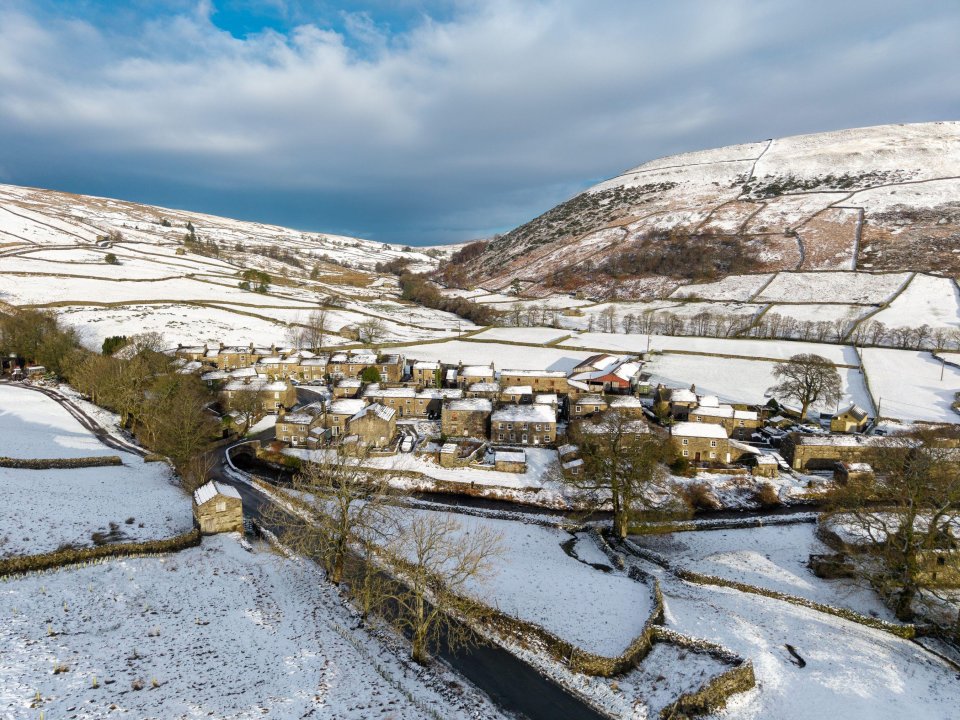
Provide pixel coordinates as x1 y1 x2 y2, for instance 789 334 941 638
459 365 494 377
300 357 328 367
329 399 368 415
223 377 288 392
495 450 526 464
562 458 584 470
794 434 895 447
836 404 869 421
229 367 258 378
193 480 241 506
337 378 362 388
502 385 533 395
698 395 720 408
691 405 758 421
557 444 578 457
492 405 556 423
670 388 698 403
351 403 396 422
367 386 417 398
500 369 567 378
178 345 206 353
280 412 316 425
468 382 500 392
413 361 441 370
610 396 644 408
446 398 493 413
575 394 606 405
535 393 558 405
579 418 650 435
440 442 458 454
567 379 589 391
416 389 463 400
671 422 728 439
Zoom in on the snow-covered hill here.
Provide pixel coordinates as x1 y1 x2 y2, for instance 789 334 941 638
0 183 471 348
456 122 960 297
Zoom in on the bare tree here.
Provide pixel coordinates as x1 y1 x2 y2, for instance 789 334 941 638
382 512 502 664
825 429 960 624
567 412 674 539
304 308 330 351
772 353 842 421
355 318 387 345
268 448 395 585
227 386 263 435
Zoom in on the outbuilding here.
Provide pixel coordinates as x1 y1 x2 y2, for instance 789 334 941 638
193 480 243 534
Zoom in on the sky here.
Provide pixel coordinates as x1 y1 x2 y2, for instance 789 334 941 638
1 1 958 246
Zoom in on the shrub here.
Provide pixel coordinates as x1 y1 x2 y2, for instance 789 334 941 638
682 482 722 511
104 253 119 265
751 482 783 508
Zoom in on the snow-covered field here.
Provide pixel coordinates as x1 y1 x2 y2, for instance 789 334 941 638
670 274 774 302
0 385 120 459
391 340 593 372
762 302 875 327
0 534 503 720
632 524 893 619
470 326 571 344
755 272 910 304
860 348 960 424
561 332 858 365
0 384 192 557
647 353 873 414
400 510 654 657
871 273 960 331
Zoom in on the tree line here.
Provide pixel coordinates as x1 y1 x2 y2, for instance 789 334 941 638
0 309 219 492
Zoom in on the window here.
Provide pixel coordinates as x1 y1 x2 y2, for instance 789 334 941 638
535 424 541 431
682 450 689 457
216 501 226 512
510 433 515 441
593 406 599 412
710 440 717 447
682 438 689 445
522 434 528 443
709 452 716 459
498 433 503 441
575 405 582 413
274 392 280 399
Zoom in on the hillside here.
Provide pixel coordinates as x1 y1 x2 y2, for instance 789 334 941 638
0 183 470 348
448 122 960 298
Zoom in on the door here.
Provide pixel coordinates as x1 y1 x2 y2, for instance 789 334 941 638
695 452 701 462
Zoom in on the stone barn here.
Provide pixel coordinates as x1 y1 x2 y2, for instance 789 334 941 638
193 480 244 534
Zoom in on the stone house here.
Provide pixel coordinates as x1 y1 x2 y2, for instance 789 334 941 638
456 364 496 388
221 377 297 414
571 393 608 420
466 382 500 399
299 356 330 382
333 378 363 398
671 421 730 463
491 404 557 446
500 385 534 404
414 388 463 418
494 450 527 473
411 360 442 388
217 344 261 371
833 461 874 484
499 369 569 395
275 409 324 447
688 400 760 440
175 344 208 363
349 403 397 448
325 398 368 437
608 395 646 418
193 480 243 534
441 398 492 439
377 353 406 383
781 434 895 471
568 355 643 394
830 404 870 434
364 385 418 417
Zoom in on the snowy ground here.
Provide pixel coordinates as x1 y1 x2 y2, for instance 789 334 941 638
754 272 910 304
0 384 120 459
860 348 960 424
0 384 192 557
631 524 894 619
0 534 505 720
871 273 960 332
391 340 593 372
560 333 857 365
470 326 572 344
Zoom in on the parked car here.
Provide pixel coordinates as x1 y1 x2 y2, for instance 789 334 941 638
400 436 414 452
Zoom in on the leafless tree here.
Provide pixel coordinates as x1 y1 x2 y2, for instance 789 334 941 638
567 412 675 538
267 448 396 585
381 512 502 664
227 386 263 435
825 429 960 625
772 353 842 421
355 317 387 345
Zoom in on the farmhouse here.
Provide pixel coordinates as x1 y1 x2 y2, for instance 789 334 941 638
494 450 527 473
781 433 896 471
441 398 493 439
456 364 496 387
349 403 397 448
364 385 418 416
193 480 243 535
830 404 870 434
568 355 643 394
501 385 534 404
671 422 730 463
491 404 557 446
466 382 500 399
688 400 760 440
499 369 568 394
571 393 608 420
221 377 297 414
608 395 645 418
333 378 363 398
326 398 368 437
411 360 442 387
275 409 324 447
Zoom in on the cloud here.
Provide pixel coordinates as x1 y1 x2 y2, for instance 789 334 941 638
0 0 958 244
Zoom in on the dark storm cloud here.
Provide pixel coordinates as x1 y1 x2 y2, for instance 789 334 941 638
0 0 958 244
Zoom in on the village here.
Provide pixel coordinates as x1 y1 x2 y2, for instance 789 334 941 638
174 340 898 499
